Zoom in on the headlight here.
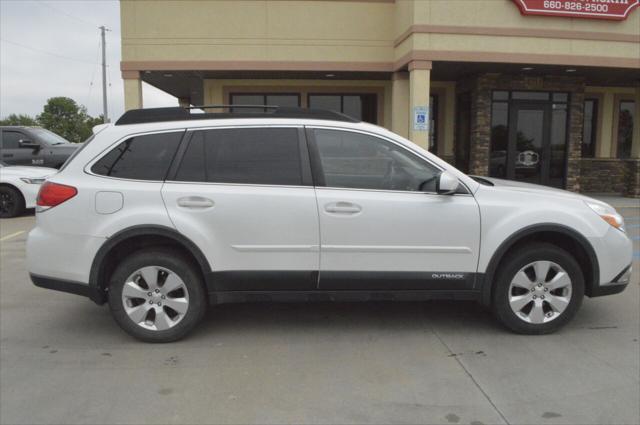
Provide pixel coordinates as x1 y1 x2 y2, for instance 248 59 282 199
20 177 46 185
585 201 625 232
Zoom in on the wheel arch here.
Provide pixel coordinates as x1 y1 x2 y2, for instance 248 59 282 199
89 225 212 304
480 224 599 306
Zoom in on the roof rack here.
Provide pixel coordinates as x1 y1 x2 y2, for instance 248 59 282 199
114 105 360 126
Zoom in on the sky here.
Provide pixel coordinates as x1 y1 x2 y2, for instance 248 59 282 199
0 0 177 121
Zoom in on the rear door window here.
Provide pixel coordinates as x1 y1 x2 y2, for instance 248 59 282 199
1 131 25 149
175 127 303 186
92 131 183 180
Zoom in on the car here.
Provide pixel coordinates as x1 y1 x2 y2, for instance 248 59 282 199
0 161 57 218
0 126 79 168
26 106 633 342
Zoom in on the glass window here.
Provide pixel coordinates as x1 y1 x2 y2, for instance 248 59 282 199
617 101 635 159
313 129 439 192
1 131 25 149
582 99 598 158
492 91 509 101
30 128 69 145
549 106 568 187
230 93 300 113
429 95 438 154
175 128 302 186
553 93 569 103
92 132 183 180
308 94 377 124
489 102 509 178
512 91 549 101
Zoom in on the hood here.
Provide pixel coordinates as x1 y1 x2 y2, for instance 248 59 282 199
475 176 604 204
50 143 80 152
0 166 58 178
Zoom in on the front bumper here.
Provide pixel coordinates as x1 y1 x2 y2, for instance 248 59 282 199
589 265 632 297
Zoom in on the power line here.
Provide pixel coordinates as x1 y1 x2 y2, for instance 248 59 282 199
38 1 99 29
0 38 103 66
36 1 120 34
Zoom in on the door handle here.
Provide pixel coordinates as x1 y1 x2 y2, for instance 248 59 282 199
325 202 362 214
177 196 214 209
2 154 13 158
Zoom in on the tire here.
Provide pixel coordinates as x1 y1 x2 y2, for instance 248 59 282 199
492 243 584 335
107 248 207 342
0 186 25 218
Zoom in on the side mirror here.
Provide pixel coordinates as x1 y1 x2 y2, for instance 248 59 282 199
436 171 459 195
19 140 40 150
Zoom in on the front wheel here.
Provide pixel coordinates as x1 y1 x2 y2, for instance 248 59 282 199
492 243 584 334
107 249 207 342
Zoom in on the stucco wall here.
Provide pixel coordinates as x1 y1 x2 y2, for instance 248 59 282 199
121 0 639 70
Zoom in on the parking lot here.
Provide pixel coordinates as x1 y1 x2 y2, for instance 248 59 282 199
0 199 638 425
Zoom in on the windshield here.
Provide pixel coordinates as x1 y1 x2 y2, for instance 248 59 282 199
0 161 6 167
31 128 70 145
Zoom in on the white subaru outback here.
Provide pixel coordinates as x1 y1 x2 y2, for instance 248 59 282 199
27 107 632 342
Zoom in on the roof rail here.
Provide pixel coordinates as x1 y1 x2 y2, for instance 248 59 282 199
114 105 360 126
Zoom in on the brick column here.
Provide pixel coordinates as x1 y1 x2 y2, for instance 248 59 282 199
632 84 640 159
408 61 431 149
566 91 584 192
469 74 495 176
122 70 143 111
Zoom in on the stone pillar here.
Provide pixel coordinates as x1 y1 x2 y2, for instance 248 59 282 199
391 72 409 139
469 74 495 176
123 71 143 111
632 85 640 159
566 90 585 192
626 85 640 197
408 61 431 149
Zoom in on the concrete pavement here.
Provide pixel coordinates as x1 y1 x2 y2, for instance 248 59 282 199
0 201 638 425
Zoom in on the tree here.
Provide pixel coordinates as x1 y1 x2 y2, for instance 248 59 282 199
0 113 38 126
37 97 93 143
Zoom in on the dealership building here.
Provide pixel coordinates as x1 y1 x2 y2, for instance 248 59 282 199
120 0 640 196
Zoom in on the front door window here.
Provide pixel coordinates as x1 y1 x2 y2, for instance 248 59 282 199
490 91 569 188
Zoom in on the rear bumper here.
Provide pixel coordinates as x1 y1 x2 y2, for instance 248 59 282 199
588 265 632 298
30 274 101 302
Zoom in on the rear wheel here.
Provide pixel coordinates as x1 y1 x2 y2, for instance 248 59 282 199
0 186 25 218
107 249 207 342
492 243 584 334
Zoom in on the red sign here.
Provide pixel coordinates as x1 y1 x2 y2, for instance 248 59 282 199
513 0 639 20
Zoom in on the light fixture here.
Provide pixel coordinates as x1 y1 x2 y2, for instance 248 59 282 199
521 67 534 71
163 73 174 78
325 73 336 78
566 69 577 73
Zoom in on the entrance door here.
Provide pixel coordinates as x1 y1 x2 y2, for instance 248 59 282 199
507 103 549 185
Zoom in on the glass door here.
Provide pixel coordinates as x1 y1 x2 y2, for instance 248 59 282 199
507 104 549 185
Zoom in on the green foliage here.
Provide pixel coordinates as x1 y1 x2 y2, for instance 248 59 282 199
36 97 94 143
2 97 104 143
0 113 38 126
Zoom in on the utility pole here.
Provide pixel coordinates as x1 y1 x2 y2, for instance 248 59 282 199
99 26 109 123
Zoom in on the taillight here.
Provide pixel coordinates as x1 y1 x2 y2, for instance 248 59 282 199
37 182 77 208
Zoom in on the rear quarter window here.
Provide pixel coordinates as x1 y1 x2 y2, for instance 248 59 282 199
91 131 183 180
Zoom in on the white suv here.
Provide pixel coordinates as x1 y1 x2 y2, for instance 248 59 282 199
26 107 632 342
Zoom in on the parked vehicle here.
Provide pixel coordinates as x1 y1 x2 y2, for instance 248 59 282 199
0 161 57 218
26 106 632 342
0 126 79 168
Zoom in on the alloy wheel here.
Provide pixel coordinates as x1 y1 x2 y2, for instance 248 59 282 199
121 266 190 331
508 260 572 324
